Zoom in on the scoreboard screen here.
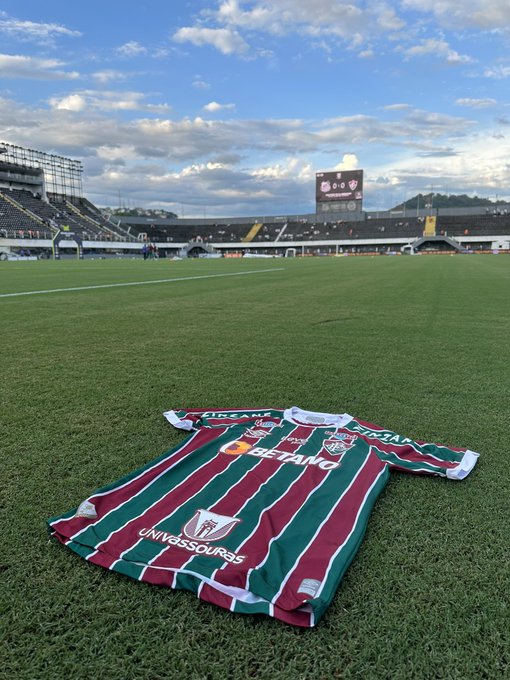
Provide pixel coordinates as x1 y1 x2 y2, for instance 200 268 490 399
316 170 363 203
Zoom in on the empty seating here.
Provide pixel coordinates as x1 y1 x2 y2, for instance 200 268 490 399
2 191 509 248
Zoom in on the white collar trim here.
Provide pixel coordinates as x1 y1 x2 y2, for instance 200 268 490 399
283 407 353 428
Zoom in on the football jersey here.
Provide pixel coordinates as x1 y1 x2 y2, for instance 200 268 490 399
47 406 479 627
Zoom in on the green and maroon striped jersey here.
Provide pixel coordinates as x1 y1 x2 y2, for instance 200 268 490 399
48 406 479 627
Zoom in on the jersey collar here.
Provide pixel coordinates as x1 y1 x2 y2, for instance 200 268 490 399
283 407 353 428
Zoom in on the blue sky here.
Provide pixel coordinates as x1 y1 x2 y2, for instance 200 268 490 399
0 0 509 216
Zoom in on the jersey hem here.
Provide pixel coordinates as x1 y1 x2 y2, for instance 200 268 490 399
445 449 480 480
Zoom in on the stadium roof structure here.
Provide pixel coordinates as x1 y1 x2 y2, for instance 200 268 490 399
0 142 83 197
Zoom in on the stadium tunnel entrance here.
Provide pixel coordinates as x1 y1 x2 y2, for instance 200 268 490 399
52 229 84 259
180 240 219 258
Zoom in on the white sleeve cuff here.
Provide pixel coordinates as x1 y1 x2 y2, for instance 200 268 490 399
163 410 195 431
446 450 480 480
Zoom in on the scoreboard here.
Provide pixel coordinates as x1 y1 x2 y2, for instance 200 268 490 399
316 170 363 214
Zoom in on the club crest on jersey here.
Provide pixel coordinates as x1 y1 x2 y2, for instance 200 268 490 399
323 433 357 455
182 509 241 543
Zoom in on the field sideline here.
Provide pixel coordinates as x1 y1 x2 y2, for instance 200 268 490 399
1 256 508 679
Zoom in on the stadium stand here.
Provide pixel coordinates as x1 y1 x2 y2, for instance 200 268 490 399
115 212 510 249
435 213 510 237
250 222 287 241
0 189 136 241
0 188 135 242
1 141 509 259
0 190 53 238
119 216 435 245
123 220 250 243
47 194 115 240
47 194 136 242
242 222 263 242
4 193 509 255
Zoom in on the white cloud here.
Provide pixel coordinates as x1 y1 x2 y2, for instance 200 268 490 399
334 153 359 171
0 13 81 44
152 48 170 59
402 39 472 64
92 70 128 84
252 160 295 179
1 90 508 214
175 1 509 63
115 41 169 59
382 132 510 196
216 0 279 32
49 94 87 112
173 26 249 55
0 97 474 168
444 50 473 66
168 0 510 73
215 0 405 39
384 103 413 111
483 65 510 79
196 0 409 54
203 101 235 112
48 90 171 114
456 98 497 108
193 76 211 89
116 41 147 57
0 54 80 80
401 0 510 31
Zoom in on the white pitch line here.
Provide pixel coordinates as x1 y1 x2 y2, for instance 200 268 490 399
0 267 285 299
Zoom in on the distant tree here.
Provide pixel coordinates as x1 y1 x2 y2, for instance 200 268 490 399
393 193 509 211
104 207 178 218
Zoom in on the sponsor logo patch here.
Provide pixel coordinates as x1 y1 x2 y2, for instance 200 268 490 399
139 509 245 564
222 440 253 456
219 439 340 471
255 419 280 428
183 509 240 542
245 419 282 437
246 428 273 438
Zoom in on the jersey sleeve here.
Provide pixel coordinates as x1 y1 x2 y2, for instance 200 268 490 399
351 418 479 480
163 407 285 431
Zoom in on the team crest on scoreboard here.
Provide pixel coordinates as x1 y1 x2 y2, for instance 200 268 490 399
182 509 241 543
323 433 357 456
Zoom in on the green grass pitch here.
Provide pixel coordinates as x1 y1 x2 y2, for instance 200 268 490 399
1 256 508 679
